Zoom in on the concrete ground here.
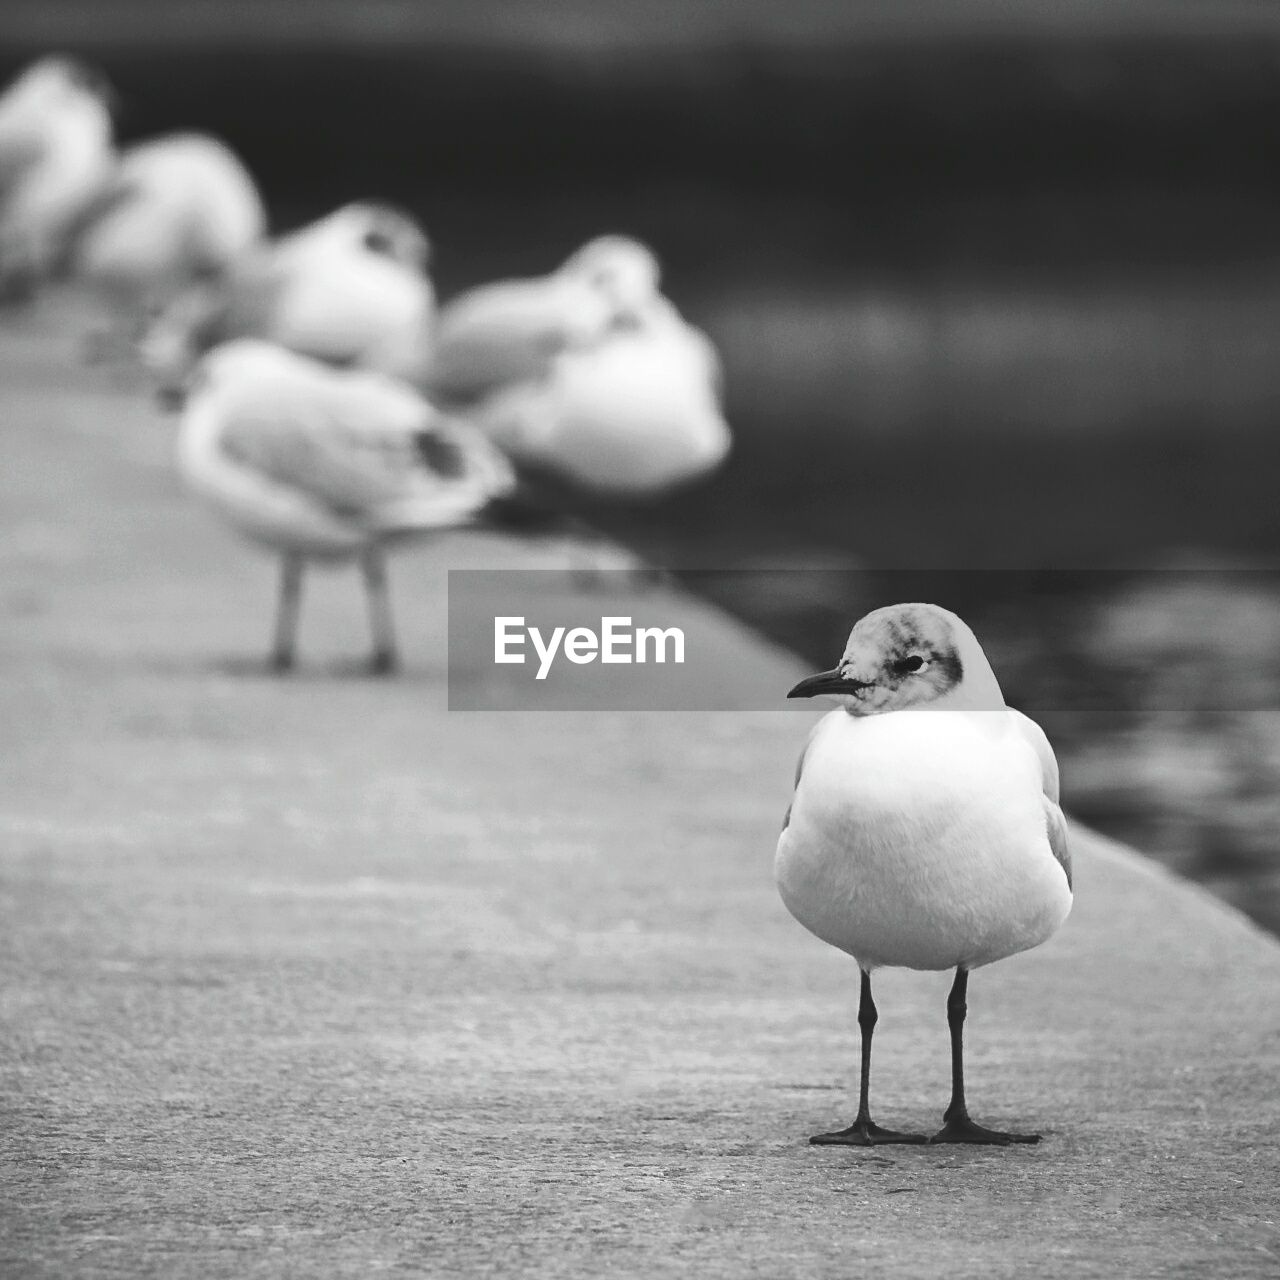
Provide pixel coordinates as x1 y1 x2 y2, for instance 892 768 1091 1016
2 299 1279 1278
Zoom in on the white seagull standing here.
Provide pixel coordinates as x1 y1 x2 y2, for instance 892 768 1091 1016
431 235 731 497
176 339 514 673
145 201 434 392
0 56 115 298
71 131 266 344
777 602 1072 1145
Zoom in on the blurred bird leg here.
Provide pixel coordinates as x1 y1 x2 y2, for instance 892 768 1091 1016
155 382 187 414
360 545 398 675
140 281 221 392
270 552 305 673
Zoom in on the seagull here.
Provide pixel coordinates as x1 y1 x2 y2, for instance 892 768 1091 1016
144 201 434 393
70 131 266 349
175 339 514 674
0 56 115 299
776 602 1072 1146
432 235 730 498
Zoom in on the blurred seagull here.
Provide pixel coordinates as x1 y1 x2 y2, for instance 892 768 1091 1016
0 56 115 299
777 602 1072 1146
431 235 730 497
176 339 514 674
145 201 434 392
428 235 654 405
475 293 730 497
71 131 266 349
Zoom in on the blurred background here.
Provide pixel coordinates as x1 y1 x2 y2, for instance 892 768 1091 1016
5 0 1280 928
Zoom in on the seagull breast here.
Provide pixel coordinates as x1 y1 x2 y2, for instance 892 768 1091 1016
776 707 1072 973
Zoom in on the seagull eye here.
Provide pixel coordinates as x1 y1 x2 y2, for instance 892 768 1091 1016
895 655 927 674
363 229 396 257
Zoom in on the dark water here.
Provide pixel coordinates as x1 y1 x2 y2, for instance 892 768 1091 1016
10 31 1280 929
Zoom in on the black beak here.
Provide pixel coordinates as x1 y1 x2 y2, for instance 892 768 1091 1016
787 669 874 699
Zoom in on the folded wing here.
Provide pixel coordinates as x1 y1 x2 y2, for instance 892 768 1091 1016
217 365 513 532
1011 707 1071 890
430 276 611 404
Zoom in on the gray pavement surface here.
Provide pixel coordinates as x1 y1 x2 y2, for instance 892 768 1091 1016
2 298 1280 1277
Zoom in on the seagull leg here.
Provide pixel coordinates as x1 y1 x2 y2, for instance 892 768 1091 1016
270 552 305 673
360 546 398 676
931 968 1040 1145
811 969 928 1146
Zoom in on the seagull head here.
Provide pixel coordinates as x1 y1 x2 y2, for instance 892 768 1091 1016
341 203 431 272
562 235 660 315
787 602 1004 715
60 58 117 112
6 56 116 113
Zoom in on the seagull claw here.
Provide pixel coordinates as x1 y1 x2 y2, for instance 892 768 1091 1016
810 1121 929 1147
930 1117 1040 1145
368 649 398 677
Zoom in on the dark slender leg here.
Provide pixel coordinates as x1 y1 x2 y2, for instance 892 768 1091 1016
270 552 304 672
811 970 928 1146
931 968 1040 1145
360 546 398 675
